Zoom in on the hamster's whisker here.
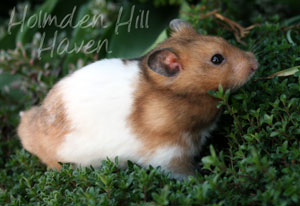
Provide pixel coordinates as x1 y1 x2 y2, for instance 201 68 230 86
250 41 264 53
253 48 266 54
253 51 266 58
249 30 268 52
252 46 266 55
249 39 260 50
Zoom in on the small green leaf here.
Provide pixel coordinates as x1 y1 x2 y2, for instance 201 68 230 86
263 114 273 125
266 66 300 79
286 30 296 46
270 131 279 137
218 84 224 95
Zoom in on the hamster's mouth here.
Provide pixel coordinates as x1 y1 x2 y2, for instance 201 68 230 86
230 72 256 93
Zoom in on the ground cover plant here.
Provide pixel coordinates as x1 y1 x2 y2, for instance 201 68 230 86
0 0 300 205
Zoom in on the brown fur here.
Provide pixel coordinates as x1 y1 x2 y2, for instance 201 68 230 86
129 24 258 174
129 76 220 173
17 84 70 170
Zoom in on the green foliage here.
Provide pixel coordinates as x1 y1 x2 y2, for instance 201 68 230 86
1 0 300 205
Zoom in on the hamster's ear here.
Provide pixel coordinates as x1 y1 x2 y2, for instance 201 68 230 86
147 48 182 77
169 19 196 34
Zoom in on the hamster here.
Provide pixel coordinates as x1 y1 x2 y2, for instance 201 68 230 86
17 19 258 179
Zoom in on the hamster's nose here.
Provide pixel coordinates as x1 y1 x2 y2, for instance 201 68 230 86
246 52 259 71
251 59 259 71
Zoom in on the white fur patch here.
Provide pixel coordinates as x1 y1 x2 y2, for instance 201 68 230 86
57 59 143 168
139 145 183 169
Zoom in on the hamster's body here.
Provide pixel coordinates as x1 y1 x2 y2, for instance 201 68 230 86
19 58 215 178
18 19 258 179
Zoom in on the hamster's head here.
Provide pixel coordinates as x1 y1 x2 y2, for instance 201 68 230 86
143 19 259 95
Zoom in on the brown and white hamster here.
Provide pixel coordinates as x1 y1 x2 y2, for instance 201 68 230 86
17 19 258 179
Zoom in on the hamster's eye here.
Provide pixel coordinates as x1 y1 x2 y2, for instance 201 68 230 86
211 54 224 65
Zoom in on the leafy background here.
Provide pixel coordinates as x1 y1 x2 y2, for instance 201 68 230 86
0 0 300 205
